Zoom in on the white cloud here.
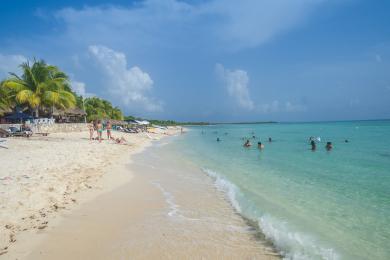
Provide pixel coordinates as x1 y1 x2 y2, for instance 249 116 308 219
0 54 27 78
71 80 95 98
55 0 327 52
216 63 254 110
216 64 307 113
205 0 325 50
88 45 162 112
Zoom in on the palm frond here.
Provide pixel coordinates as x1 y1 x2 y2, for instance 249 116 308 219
16 89 34 104
1 80 28 92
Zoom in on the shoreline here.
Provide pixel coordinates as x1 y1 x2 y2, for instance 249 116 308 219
0 127 181 258
11 133 279 259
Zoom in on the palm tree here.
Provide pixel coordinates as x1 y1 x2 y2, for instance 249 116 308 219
84 97 124 121
111 107 124 120
1 59 76 117
0 84 14 115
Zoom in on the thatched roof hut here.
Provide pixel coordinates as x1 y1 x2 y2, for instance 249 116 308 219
53 107 86 123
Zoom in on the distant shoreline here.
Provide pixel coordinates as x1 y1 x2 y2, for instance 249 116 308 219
179 118 390 126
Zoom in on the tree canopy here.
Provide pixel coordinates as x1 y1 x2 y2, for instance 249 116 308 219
0 58 127 121
0 59 76 117
84 97 124 122
0 58 191 124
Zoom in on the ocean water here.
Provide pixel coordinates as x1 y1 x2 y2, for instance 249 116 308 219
171 121 390 260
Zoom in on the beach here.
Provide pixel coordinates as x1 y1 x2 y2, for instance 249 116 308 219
0 127 278 259
2 121 389 259
0 128 179 258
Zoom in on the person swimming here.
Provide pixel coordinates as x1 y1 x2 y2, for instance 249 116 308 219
268 137 272 142
217 137 220 142
243 140 251 147
258 142 264 149
345 139 349 143
326 142 333 151
311 140 316 151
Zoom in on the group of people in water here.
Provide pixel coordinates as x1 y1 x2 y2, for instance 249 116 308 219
309 136 334 151
88 120 128 145
243 137 269 149
214 131 345 151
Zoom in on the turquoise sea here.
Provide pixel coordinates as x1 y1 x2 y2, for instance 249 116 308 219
171 120 390 260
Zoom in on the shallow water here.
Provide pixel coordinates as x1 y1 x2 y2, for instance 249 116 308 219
171 121 390 260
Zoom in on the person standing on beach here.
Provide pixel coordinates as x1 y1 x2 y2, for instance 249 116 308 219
88 121 94 140
97 120 103 143
106 121 112 140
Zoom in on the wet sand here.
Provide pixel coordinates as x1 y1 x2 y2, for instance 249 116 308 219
23 140 280 259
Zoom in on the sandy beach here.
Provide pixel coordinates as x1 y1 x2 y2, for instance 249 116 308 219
0 128 279 259
0 128 179 258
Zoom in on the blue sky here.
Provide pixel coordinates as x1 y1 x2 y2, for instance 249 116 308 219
0 0 389 122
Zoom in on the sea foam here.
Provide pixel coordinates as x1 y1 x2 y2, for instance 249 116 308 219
201 168 339 260
151 181 180 217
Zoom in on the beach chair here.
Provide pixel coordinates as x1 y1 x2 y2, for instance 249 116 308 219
0 128 10 138
0 138 8 149
7 126 33 137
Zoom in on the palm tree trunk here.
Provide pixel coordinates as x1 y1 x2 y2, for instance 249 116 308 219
35 107 39 118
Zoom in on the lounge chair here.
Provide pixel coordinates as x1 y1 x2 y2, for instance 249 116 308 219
7 126 33 137
0 138 8 149
0 128 10 138
124 127 138 133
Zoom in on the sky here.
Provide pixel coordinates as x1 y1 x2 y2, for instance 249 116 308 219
0 0 389 122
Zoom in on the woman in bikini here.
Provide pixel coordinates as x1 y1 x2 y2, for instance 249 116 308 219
106 121 112 140
97 120 103 143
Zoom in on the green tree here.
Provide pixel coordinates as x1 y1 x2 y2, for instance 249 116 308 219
0 86 12 115
0 59 76 117
110 107 124 120
124 115 136 121
84 97 124 121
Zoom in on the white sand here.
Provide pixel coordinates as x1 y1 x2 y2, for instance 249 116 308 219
0 127 180 257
